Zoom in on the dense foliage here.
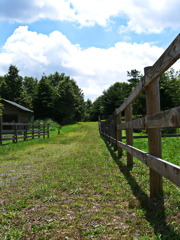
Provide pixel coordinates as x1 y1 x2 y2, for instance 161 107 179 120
90 68 180 119
0 65 179 122
0 65 85 124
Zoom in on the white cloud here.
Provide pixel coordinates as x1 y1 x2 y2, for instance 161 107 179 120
0 26 165 100
0 0 75 23
1 0 180 33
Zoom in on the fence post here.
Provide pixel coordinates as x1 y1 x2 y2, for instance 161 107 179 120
109 119 112 145
116 112 122 158
47 124 50 138
25 124 28 141
43 124 45 139
108 120 111 144
98 116 101 135
125 98 133 167
0 117 2 145
145 66 163 197
14 124 18 143
113 113 117 151
24 124 26 141
32 123 34 139
38 122 40 138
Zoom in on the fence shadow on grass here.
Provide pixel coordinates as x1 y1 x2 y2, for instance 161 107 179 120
102 138 180 239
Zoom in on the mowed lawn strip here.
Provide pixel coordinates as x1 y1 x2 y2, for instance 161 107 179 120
0 122 179 239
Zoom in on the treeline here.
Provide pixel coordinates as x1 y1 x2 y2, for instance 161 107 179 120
0 65 84 124
0 66 179 124
90 69 180 120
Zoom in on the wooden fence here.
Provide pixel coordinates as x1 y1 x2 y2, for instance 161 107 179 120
99 34 180 197
0 118 49 145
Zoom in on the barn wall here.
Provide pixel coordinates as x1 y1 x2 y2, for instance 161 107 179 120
2 102 30 123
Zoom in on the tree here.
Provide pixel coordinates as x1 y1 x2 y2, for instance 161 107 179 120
0 65 23 103
89 96 104 121
84 99 93 121
101 82 131 117
53 76 84 124
159 68 180 110
127 69 142 89
33 76 54 120
0 97 3 116
48 72 65 87
127 69 146 116
23 76 38 97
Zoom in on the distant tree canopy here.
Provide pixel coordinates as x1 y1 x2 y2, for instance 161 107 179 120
0 65 85 125
0 97 2 117
0 65 179 123
89 68 180 120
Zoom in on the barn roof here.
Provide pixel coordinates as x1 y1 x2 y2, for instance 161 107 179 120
2 99 33 113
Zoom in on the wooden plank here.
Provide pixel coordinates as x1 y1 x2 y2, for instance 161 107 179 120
109 136 116 144
162 134 180 138
146 154 180 187
2 137 14 141
2 122 48 127
2 122 25 126
117 141 146 164
117 141 180 187
116 79 144 115
117 118 144 130
16 136 26 140
116 34 180 115
2 130 16 134
145 34 180 87
146 106 180 128
2 134 14 138
133 117 145 129
117 106 180 130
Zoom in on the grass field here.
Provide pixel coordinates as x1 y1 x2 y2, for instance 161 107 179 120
0 122 179 239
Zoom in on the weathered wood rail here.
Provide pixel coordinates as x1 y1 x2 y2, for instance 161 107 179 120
0 118 49 145
99 34 180 197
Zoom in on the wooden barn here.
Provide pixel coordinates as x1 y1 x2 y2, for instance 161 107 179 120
1 99 33 123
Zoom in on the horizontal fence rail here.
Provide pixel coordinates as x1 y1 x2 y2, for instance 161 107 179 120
99 34 180 198
0 118 49 145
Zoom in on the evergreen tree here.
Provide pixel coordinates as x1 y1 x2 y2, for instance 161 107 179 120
84 99 93 121
159 68 180 110
53 76 84 124
102 82 130 117
1 65 23 103
89 96 104 121
23 76 38 97
127 69 142 89
0 97 2 116
33 76 54 120
127 69 146 116
48 72 65 87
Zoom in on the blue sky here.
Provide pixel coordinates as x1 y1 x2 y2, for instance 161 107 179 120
0 0 180 101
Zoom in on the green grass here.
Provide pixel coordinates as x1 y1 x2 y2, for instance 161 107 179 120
0 122 179 239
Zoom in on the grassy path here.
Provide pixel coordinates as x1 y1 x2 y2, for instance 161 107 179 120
0 122 179 239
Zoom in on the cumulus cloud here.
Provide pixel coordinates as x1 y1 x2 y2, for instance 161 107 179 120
1 0 180 33
0 0 180 34
0 26 165 100
0 0 75 23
